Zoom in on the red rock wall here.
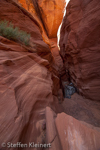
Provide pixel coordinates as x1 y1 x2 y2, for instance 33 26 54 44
0 0 63 147
16 0 51 45
59 0 100 101
15 0 65 38
0 0 100 149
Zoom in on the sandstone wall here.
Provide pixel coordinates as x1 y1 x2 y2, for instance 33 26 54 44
17 0 65 38
59 0 100 101
0 0 63 147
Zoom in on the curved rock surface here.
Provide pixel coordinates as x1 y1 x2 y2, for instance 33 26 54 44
59 0 100 101
0 36 63 149
0 36 53 146
0 0 53 63
0 1 63 149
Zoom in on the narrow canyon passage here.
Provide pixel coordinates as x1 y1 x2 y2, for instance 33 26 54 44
0 0 100 150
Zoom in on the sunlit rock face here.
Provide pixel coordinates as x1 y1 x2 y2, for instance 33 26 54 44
16 0 50 45
37 0 65 38
17 0 65 38
59 0 100 101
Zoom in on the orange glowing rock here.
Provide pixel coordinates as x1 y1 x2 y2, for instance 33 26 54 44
17 0 65 38
38 0 65 38
17 0 50 45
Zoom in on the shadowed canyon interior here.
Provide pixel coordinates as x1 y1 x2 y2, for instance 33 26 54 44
0 0 100 150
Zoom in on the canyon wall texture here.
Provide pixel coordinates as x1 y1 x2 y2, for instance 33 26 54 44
59 0 100 101
37 0 65 38
0 0 63 148
0 0 100 150
17 0 65 38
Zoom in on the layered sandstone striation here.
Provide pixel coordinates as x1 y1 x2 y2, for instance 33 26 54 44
0 35 63 148
0 0 100 150
59 0 100 101
0 0 63 148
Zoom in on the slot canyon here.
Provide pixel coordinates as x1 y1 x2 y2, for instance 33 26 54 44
0 0 100 150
